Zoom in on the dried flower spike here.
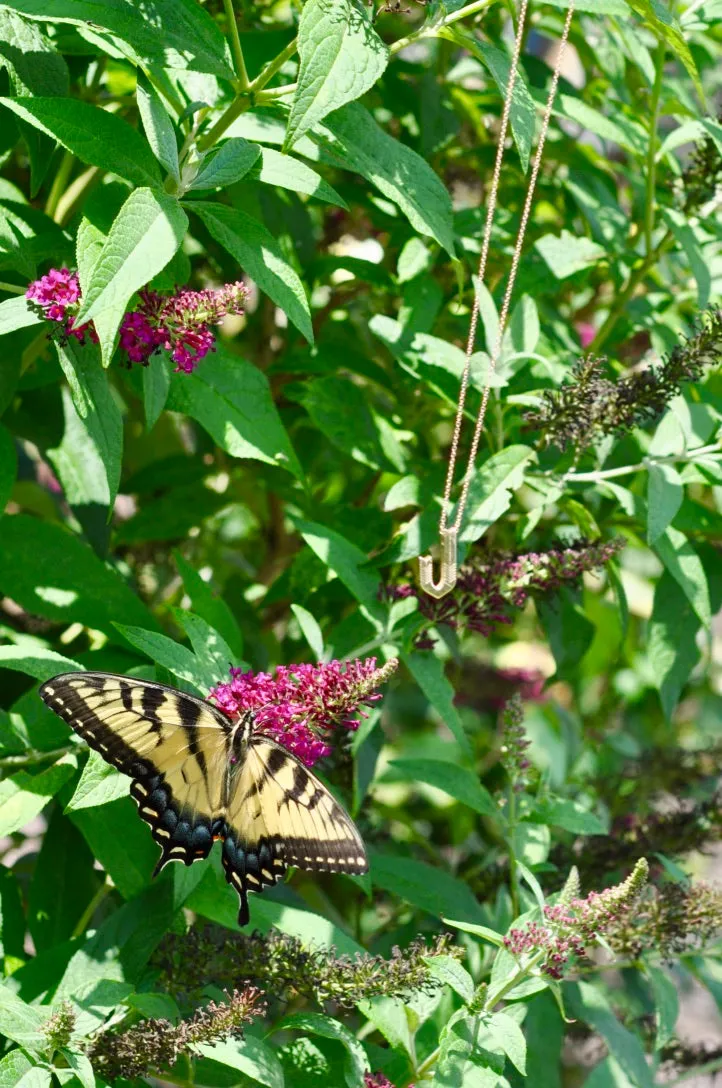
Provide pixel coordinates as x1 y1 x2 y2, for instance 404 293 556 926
209 658 398 767
499 693 532 793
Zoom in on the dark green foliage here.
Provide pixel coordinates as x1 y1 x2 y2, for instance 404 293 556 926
0 1 721 1086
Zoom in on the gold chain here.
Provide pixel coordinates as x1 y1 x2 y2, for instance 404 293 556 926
419 1 575 599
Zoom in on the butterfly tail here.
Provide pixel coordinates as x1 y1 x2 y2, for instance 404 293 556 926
238 887 250 927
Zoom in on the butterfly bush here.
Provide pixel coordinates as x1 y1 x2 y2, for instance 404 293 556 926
25 268 247 372
384 539 623 645
504 860 649 979
209 657 399 767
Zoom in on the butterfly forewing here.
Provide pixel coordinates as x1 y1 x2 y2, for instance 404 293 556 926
39 672 231 869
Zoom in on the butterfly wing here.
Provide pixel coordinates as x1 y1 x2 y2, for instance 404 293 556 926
39 672 231 872
221 736 368 925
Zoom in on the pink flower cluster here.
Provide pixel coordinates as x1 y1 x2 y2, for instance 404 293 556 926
209 658 399 767
25 268 97 345
25 268 247 373
503 860 648 979
365 1076 412 1088
118 282 247 372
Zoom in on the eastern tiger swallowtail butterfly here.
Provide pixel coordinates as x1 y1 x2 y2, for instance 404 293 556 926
39 672 368 924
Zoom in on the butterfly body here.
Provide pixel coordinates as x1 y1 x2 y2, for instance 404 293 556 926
39 672 367 924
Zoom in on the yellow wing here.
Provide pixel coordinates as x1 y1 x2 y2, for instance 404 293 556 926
39 672 231 871
222 736 368 924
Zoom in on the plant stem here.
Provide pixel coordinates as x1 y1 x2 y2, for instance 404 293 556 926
668 1058 722 1087
0 282 26 294
389 0 493 55
197 96 253 152
255 82 297 103
0 745 74 770
552 441 722 483
507 788 520 919
71 878 112 938
223 0 250 91
44 150 75 222
587 229 673 354
644 41 666 258
249 38 298 93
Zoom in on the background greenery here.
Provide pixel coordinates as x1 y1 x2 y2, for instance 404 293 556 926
0 0 721 1085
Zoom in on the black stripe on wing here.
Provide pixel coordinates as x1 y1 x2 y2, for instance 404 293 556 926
39 670 232 871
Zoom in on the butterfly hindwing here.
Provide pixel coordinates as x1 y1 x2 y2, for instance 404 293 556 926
221 737 368 923
39 672 231 870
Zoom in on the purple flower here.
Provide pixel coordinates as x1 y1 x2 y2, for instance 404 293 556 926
26 267 97 346
119 281 248 372
384 538 624 646
365 1075 411 1088
209 658 398 767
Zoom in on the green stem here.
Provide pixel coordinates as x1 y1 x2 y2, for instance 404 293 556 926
644 42 666 258
668 1058 722 1087
552 441 722 483
0 282 26 294
197 95 253 152
249 38 299 93
71 879 112 938
44 149 75 222
223 0 250 91
0 745 74 770
587 229 673 354
389 0 493 55
507 789 520 919
255 82 297 103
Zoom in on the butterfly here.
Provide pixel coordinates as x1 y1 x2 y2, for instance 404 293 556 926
39 672 368 925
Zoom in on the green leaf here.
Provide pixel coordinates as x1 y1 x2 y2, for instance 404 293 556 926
567 981 654 1088
0 0 234 78
66 749 130 811
192 202 313 343
625 0 703 100
48 385 111 511
0 644 81 682
188 138 261 191
291 603 324 660
136 77 180 183
318 103 455 256
369 849 484 922
647 965 678 1050
442 918 506 947
401 652 472 758
59 1051 94 1088
277 1011 369 1087
535 797 608 835
165 346 302 477
648 570 701 720
69 796 156 900
537 586 595 679
0 1051 35 1087
534 231 606 278
173 609 235 688
0 515 158 637
444 30 534 170
0 865 25 965
0 295 43 335
286 0 388 150
113 623 206 692
142 353 171 431
457 445 536 543
653 526 710 625
662 208 711 308
0 96 160 187
294 375 396 470
249 147 347 207
0 984 47 1053
0 756 77 837
55 338 123 507
197 1037 285 1088
75 187 188 364
489 1010 527 1075
425 955 475 1003
27 807 98 952
295 517 382 613
174 550 244 661
384 758 498 818
0 423 16 513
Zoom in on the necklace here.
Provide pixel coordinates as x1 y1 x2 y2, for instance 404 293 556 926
418 0 575 599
